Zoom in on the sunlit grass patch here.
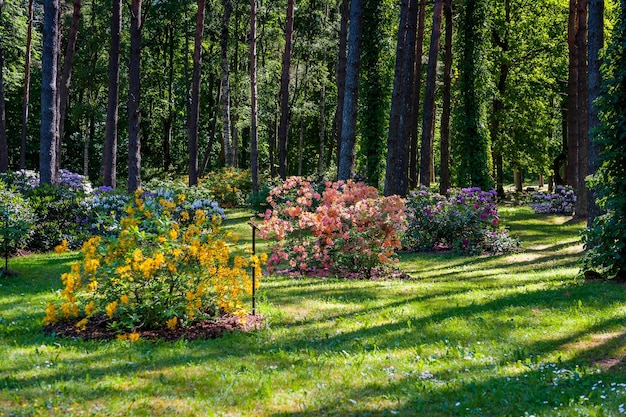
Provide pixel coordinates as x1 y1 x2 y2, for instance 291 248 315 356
0 207 625 416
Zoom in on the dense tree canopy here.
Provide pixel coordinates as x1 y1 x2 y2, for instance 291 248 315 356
0 0 618 202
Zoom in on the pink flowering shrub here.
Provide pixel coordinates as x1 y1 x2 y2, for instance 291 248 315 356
258 177 406 277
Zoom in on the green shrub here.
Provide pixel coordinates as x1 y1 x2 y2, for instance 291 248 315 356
0 182 36 254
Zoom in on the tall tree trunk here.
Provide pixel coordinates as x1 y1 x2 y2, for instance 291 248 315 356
40 0 60 185
220 0 234 167
587 0 604 228
20 0 35 169
250 0 259 193
127 0 143 192
57 0 82 169
384 0 418 196
278 0 295 179
410 0 426 188
491 0 510 197
337 0 363 180
439 0 452 195
576 0 589 218
189 0 206 187
333 0 349 168
419 0 443 187
318 82 326 175
270 110 277 177
0 0 7 172
567 0 579 188
199 82 220 178
103 0 121 188
163 24 174 172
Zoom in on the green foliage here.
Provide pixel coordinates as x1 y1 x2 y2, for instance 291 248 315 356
582 1 626 280
489 0 568 176
452 0 493 189
0 181 36 254
25 184 91 252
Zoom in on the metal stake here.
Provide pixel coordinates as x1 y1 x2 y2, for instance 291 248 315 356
249 221 258 316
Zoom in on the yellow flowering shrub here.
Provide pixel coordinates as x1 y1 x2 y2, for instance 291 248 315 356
45 193 265 334
203 167 253 208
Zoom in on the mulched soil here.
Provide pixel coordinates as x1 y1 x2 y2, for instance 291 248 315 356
44 314 265 342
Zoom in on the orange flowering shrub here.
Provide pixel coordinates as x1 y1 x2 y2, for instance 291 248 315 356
45 191 265 334
259 177 406 277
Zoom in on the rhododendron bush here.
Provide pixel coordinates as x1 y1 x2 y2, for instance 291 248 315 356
45 192 264 335
259 177 406 277
404 187 519 255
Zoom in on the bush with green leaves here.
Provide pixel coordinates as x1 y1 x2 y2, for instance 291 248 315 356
0 182 36 254
25 184 91 251
203 167 253 208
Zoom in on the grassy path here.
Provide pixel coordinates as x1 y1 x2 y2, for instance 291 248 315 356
0 207 624 416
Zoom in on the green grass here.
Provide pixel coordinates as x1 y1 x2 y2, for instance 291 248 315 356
1 206 625 416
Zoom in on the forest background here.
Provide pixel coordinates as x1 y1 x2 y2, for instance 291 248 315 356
0 0 615 216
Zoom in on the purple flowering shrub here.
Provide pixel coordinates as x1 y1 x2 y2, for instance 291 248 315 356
404 187 519 255
528 185 576 216
0 169 93 194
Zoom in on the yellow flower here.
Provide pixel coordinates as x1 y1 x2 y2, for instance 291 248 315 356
129 333 140 342
54 239 70 253
76 318 88 331
180 211 190 222
117 334 128 341
105 301 118 319
169 229 178 240
44 303 58 325
120 295 130 305
166 317 178 330
177 194 186 204
84 301 96 316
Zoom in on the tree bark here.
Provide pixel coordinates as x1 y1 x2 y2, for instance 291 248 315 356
128 0 143 193
575 0 589 218
439 0 453 195
384 0 418 196
0 0 7 172
189 0 206 187
491 0 510 197
20 0 35 170
278 0 295 179
199 82 220 178
57 0 82 169
40 0 60 185
337 0 363 181
333 0 349 169
103 0 121 188
567 0 579 188
410 0 426 188
587 0 604 228
163 24 174 172
220 0 234 167
419 0 443 187
250 0 259 194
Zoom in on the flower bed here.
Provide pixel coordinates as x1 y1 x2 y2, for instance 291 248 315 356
259 177 406 277
404 187 519 255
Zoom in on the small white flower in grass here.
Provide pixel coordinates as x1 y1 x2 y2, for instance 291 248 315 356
455 402 461 407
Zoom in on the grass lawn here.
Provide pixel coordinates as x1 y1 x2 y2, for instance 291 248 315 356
0 206 625 416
